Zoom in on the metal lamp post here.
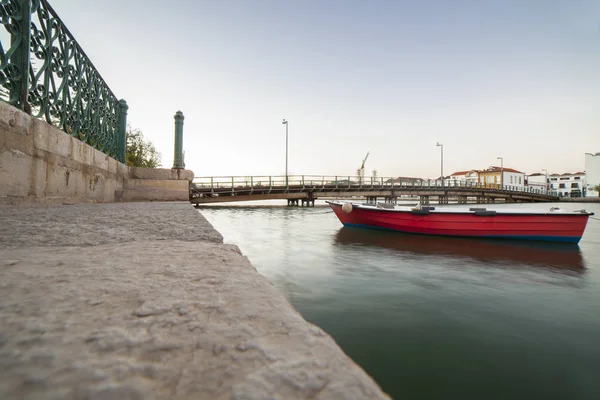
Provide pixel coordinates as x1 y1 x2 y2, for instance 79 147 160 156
172 111 185 169
282 119 288 187
436 142 443 187
497 156 503 189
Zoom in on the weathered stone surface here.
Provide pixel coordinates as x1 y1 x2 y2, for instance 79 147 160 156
1 102 196 204
0 102 128 204
0 202 390 399
130 168 194 182
122 179 190 201
0 202 222 247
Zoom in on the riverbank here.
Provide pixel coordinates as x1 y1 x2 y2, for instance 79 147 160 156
0 202 389 399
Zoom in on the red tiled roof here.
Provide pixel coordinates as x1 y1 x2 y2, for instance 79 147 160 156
450 170 470 176
480 166 523 174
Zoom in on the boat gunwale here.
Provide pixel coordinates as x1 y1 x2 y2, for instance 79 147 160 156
326 201 595 217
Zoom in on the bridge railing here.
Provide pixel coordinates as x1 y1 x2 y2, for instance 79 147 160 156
192 176 558 197
0 0 127 162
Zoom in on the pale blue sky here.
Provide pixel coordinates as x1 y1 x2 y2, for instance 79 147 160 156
49 0 599 178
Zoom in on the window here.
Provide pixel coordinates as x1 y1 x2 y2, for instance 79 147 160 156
519 176 522 184
559 183 566 189
575 177 580 180
571 183 579 188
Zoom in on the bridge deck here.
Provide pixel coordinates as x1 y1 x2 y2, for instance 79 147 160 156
190 176 559 204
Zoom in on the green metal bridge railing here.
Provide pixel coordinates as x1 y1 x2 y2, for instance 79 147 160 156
0 0 127 162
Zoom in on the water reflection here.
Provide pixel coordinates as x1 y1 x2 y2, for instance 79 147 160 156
334 227 585 272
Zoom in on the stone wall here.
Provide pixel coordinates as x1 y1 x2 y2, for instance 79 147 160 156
0 102 194 204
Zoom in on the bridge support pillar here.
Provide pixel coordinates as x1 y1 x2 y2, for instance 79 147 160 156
420 196 429 205
457 196 467 204
438 195 448 205
476 196 484 204
301 198 315 207
486 197 496 204
366 196 377 204
287 199 299 206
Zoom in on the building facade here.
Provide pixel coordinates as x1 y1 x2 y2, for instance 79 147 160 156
548 172 586 197
478 166 525 188
585 152 600 197
449 170 479 184
526 173 548 191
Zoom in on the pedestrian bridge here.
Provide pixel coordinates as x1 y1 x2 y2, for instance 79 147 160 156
190 175 559 205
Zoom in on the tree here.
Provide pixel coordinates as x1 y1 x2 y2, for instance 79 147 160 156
126 126 161 168
592 184 600 197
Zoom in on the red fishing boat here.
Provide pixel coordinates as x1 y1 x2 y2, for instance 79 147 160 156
327 201 594 243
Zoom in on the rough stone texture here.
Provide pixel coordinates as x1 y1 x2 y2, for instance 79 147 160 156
0 102 129 204
0 202 390 400
131 168 194 182
121 179 190 202
0 202 222 247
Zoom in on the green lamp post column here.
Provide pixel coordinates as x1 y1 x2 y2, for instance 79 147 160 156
172 111 185 169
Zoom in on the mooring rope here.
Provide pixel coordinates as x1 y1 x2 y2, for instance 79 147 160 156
590 216 600 221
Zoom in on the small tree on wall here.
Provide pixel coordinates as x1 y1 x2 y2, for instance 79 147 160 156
126 127 161 168
592 184 600 197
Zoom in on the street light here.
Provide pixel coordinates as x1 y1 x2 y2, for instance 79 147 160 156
497 156 503 189
282 119 288 187
436 142 443 187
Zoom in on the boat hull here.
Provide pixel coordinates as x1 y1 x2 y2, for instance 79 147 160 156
328 202 591 243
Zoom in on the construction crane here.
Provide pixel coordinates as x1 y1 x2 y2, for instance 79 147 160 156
356 151 370 184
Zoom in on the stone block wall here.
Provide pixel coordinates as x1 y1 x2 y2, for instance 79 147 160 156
0 102 194 204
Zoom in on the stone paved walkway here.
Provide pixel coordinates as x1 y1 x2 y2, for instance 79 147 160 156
0 202 389 399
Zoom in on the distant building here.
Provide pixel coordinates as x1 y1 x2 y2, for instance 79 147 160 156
585 152 600 197
548 172 586 197
526 173 547 191
385 177 424 185
449 170 479 184
478 166 525 188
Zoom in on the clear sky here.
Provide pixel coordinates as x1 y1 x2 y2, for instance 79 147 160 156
48 0 599 178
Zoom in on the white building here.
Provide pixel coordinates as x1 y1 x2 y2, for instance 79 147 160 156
585 152 600 197
526 173 547 191
478 166 525 189
449 171 469 183
448 170 483 186
548 172 586 197
448 170 476 183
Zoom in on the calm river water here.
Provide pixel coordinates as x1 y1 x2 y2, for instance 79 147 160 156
199 201 600 400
